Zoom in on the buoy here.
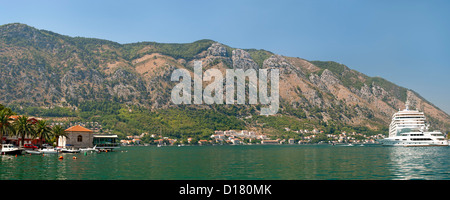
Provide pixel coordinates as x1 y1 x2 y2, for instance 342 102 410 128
58 156 63 159
73 156 77 159
15 154 17 157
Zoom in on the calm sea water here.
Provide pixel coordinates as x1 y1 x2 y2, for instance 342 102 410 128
0 145 449 180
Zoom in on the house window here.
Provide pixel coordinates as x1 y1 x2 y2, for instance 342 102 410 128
77 135 83 142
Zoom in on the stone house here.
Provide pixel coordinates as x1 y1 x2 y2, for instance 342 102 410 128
58 125 93 148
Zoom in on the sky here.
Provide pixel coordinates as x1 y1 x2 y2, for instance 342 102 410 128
0 0 449 114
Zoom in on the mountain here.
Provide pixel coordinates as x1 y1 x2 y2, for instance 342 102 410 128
0 23 448 136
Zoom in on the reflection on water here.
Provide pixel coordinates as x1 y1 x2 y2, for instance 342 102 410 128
387 146 450 180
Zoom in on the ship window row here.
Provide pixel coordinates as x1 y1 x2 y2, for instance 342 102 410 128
410 138 432 141
400 134 424 136
394 115 425 118
395 124 425 126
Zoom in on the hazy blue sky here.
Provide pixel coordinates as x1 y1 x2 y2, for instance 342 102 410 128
1 0 449 114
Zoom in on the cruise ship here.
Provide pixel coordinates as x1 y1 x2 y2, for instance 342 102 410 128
379 103 448 147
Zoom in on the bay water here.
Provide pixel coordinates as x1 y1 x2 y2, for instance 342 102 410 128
1 145 448 180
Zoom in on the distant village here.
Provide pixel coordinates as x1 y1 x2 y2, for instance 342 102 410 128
47 121 384 146
43 117 386 146
120 128 384 146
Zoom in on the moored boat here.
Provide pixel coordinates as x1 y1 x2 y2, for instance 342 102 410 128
0 144 22 155
80 145 98 152
39 148 59 154
25 149 43 155
61 148 80 153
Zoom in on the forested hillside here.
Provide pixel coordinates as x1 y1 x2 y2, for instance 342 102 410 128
1 23 448 139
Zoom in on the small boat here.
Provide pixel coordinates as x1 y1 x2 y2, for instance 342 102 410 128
61 148 80 153
25 150 42 155
0 144 22 155
80 145 98 153
347 143 354 146
40 148 59 154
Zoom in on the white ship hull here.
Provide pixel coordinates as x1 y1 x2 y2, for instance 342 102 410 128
379 139 448 147
379 132 449 147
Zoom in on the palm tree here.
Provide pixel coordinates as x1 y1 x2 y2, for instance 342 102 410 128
52 125 66 147
0 109 14 151
14 115 34 148
35 120 52 148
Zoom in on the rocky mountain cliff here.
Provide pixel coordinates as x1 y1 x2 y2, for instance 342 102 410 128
0 23 448 133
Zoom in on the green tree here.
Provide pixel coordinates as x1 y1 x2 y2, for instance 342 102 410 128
0 109 14 151
14 115 34 147
35 120 52 147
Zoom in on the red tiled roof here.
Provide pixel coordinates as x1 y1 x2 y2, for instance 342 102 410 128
9 115 20 120
65 125 93 132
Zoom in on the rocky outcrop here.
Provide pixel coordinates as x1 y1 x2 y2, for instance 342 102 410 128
320 69 341 86
204 42 232 68
263 54 300 75
308 69 341 93
207 42 227 57
232 49 259 70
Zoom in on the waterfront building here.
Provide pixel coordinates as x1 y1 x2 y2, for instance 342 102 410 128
198 140 209 145
288 138 295 144
120 140 132 145
230 138 241 145
59 125 94 148
59 125 120 150
93 134 120 150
